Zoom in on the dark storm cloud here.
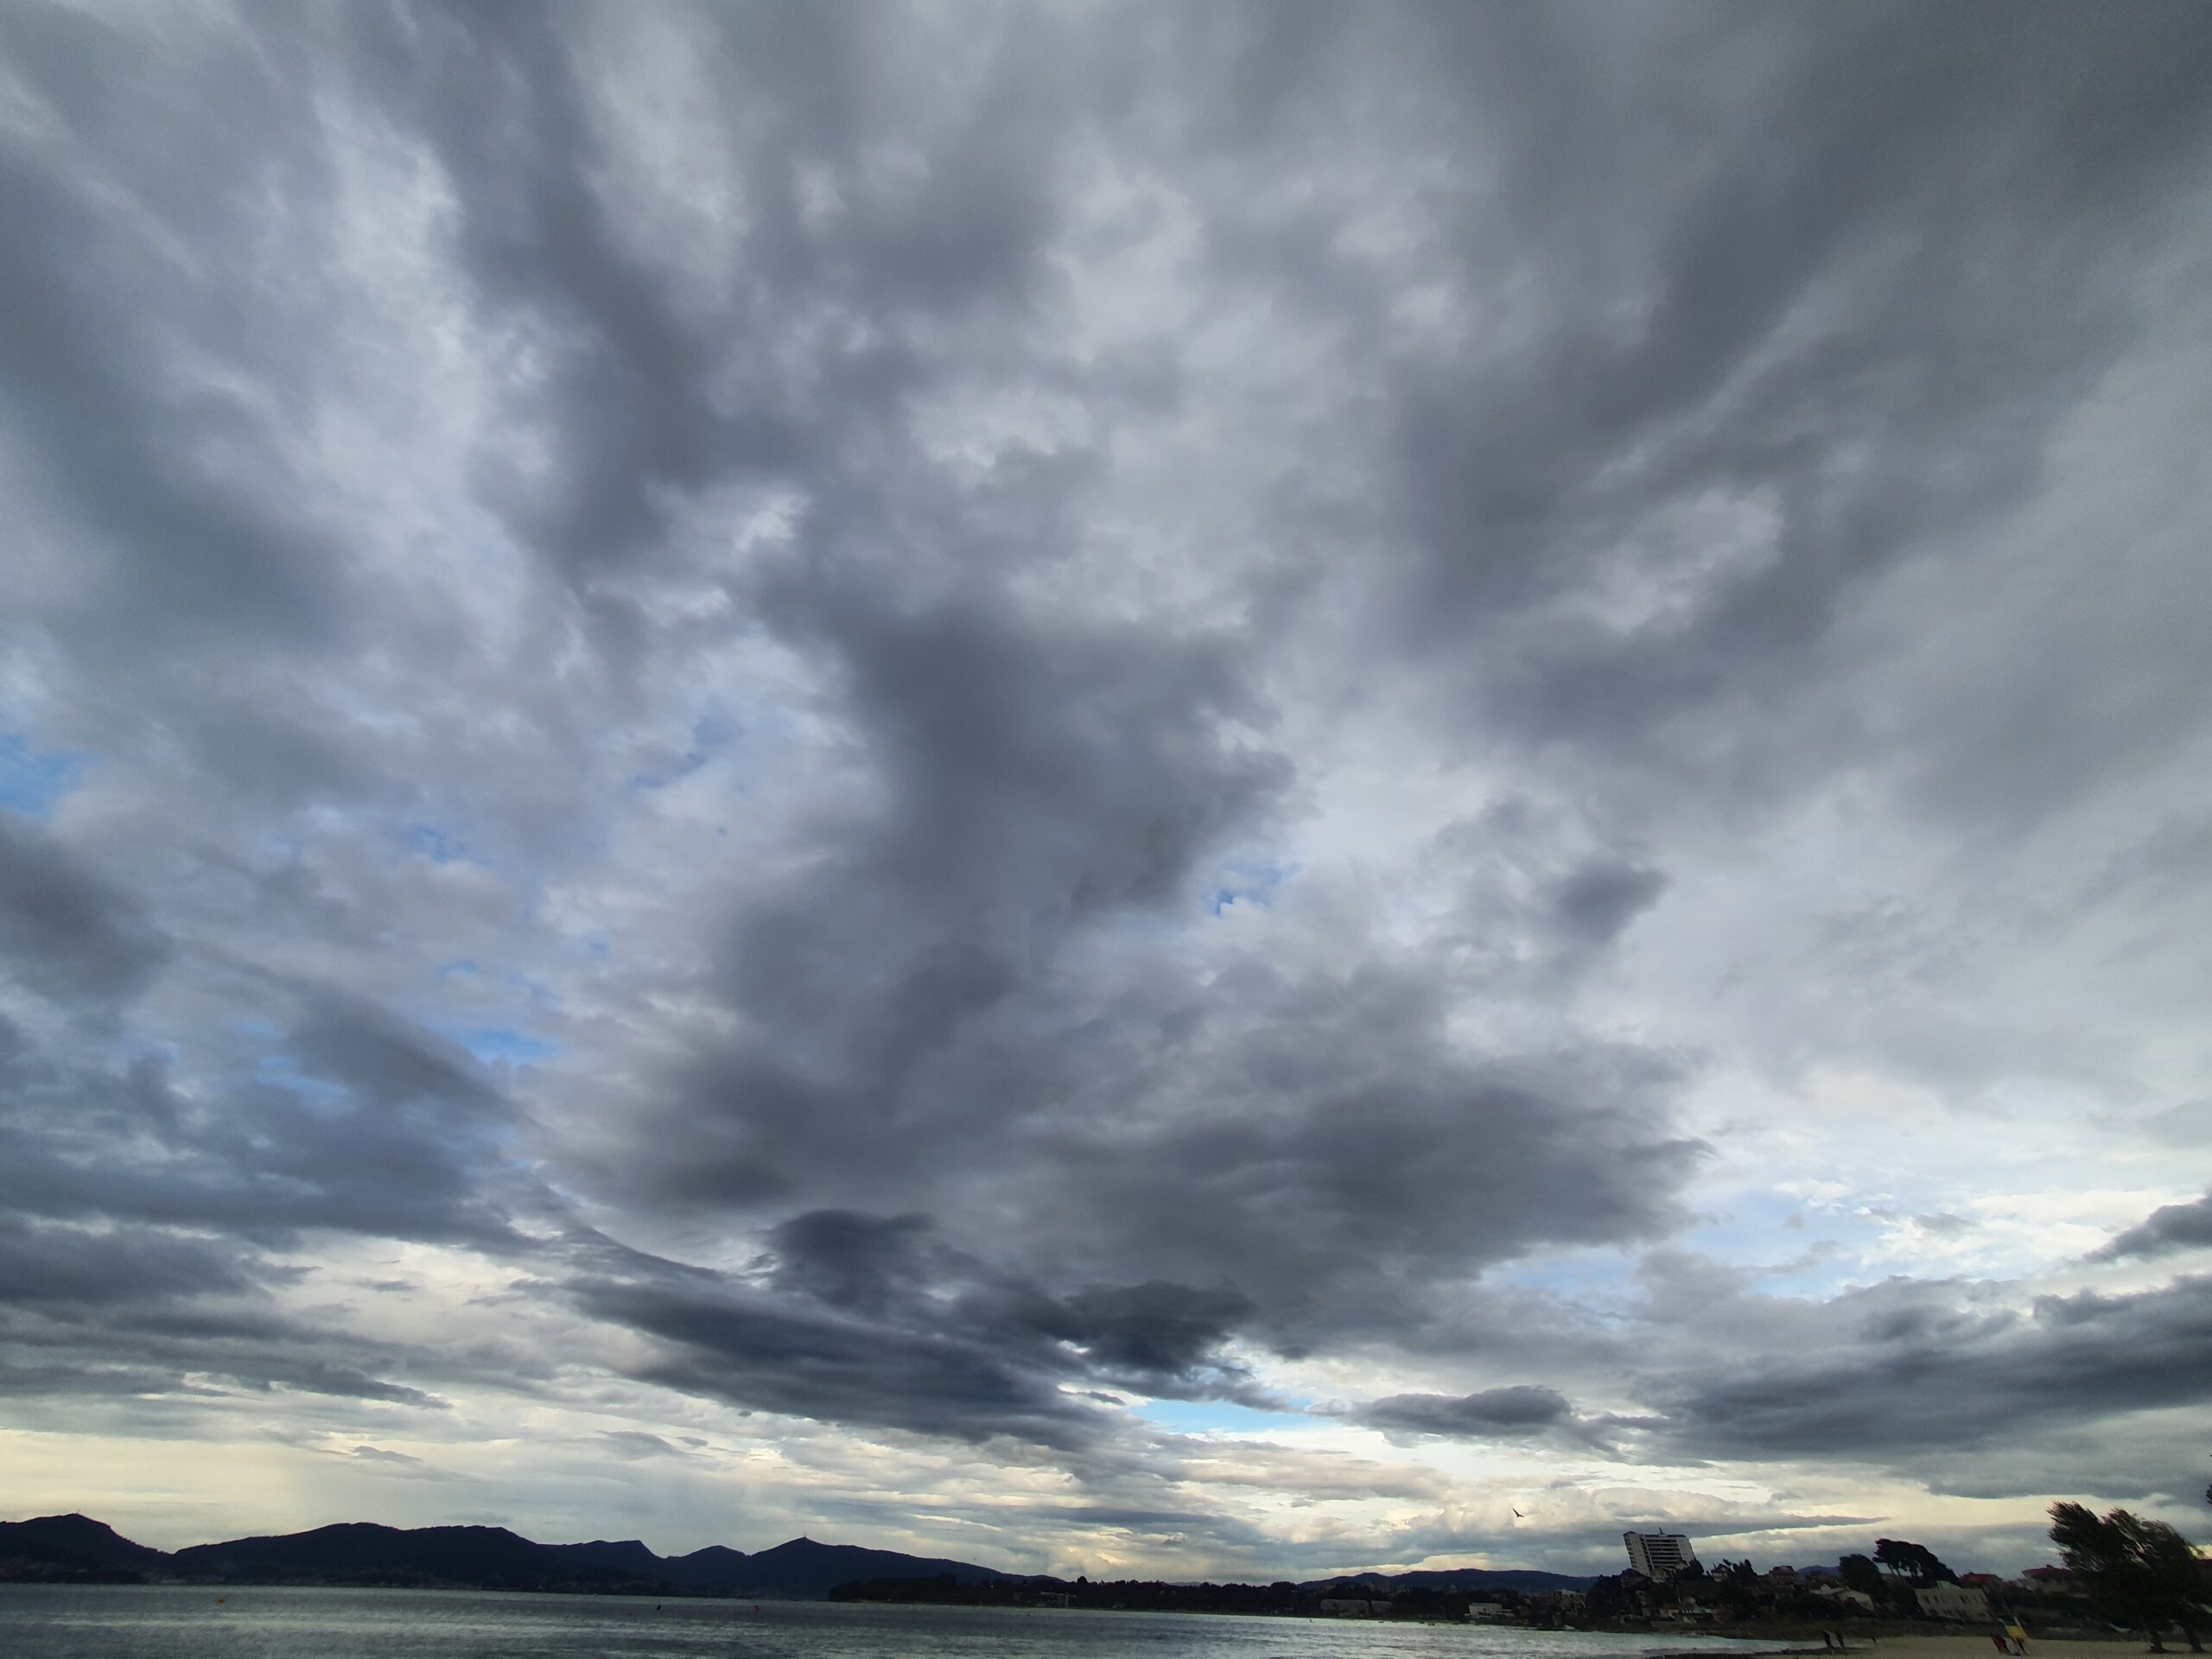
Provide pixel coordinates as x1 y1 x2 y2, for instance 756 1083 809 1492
637 576 1292 1211
1014 967 1706 1349
1656 1274 2212 1467
1550 860 1669 948
0 816 169 1011
761 1210 941 1317
575 1211 1271 1444
287 993 505 1121
0 1123 559 1418
1367 3 2212 813
2088 1190 2212 1262
1043 1282 1260 1382
0 991 530 1254
764 1210 1262 1393
0 3 352 649
314 0 1076 690
0 1216 262 1308
620 917 1703 1408
336 4 801 607
574 1271 1100 1446
1353 1385 1578 1438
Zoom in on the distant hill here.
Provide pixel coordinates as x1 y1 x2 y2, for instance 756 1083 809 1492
0 1513 1010 1598
171 1522 639 1592
723 1538 1013 1599
543 1538 667 1581
0 1514 169 1583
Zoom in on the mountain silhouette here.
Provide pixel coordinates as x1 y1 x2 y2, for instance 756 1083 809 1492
0 1514 169 1582
1 1513 1010 1597
3 1511 1600 1601
727 1537 1014 1599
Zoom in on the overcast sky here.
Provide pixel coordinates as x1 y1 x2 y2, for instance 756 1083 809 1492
3 0 2211 1580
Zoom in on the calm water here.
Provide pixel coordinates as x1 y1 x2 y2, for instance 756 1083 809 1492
0 1586 1784 1659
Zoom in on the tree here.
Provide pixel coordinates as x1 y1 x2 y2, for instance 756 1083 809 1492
2049 1503 2209 1653
1874 1539 1957 1586
1585 1573 1636 1620
1840 1554 1888 1604
2144 1524 2211 1655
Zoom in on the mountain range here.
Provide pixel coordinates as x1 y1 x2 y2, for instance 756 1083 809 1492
1 1511 1613 1599
0 1513 1013 1599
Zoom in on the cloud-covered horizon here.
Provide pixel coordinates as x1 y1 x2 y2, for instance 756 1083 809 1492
3 0 2209 1578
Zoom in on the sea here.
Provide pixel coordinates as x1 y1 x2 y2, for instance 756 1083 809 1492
0 1586 1787 1659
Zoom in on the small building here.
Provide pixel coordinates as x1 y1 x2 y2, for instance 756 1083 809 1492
1813 1586 1876 1611
1466 1601 1513 1620
1915 1584 1993 1622
1035 1592 1072 1608
1624 1531 1700 1581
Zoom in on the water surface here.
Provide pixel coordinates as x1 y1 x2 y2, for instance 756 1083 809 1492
0 1586 1785 1659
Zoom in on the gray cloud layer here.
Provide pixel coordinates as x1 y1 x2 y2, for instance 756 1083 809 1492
3 0 2209 1560
2091 1192 2212 1262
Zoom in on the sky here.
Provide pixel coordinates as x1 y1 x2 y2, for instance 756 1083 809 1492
2 0 2210 1582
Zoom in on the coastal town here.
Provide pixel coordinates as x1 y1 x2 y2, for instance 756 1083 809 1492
830 1517 2209 1649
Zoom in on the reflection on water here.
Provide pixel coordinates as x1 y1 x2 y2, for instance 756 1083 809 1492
0 1586 1786 1659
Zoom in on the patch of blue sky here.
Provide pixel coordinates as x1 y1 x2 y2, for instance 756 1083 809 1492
1681 1187 1821 1254
251 1051 351 1109
404 823 480 865
1677 1188 1884 1295
436 960 480 980
442 1023 560 1068
1132 1398 1310 1436
627 755 709 792
628 709 750 793
1742 1245 1871 1300
502 970 563 1011
0 732 86 818
1208 857 1301 917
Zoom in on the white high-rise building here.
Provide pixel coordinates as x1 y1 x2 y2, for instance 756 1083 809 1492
1624 1531 1700 1580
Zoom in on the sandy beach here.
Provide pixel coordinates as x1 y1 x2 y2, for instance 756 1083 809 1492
1865 1641 2184 1659
1715 1640 2187 1659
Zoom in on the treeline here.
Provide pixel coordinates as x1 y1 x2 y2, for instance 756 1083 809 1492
829 1573 1492 1619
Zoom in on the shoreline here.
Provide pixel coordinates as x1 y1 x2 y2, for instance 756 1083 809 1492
1644 1640 2187 1659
